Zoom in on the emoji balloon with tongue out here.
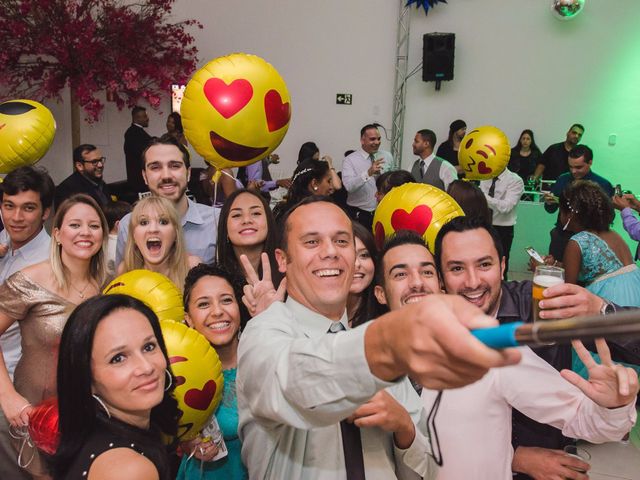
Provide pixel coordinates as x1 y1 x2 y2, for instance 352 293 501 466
458 126 511 180
181 53 291 175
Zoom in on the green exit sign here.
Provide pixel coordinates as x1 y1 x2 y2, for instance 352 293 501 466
336 93 352 105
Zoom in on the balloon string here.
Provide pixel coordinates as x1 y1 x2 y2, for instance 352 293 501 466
213 176 219 264
9 425 35 468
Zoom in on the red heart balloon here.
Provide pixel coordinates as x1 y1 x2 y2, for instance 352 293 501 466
374 222 386 250
184 380 217 411
264 89 290 132
203 78 253 119
477 161 493 175
390 205 433 236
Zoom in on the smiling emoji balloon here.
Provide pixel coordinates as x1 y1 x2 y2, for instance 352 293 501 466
0 99 56 174
181 53 291 170
458 126 511 180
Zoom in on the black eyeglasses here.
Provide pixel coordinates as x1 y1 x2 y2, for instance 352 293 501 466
82 157 106 166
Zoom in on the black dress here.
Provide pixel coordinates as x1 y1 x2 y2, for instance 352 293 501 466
508 148 540 181
63 414 170 480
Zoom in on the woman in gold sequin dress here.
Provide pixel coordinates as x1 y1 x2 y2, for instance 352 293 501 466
0 194 108 479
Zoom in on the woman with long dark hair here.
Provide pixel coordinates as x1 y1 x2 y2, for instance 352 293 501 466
166 112 188 147
508 129 541 181
348 222 382 327
54 294 179 480
216 189 280 286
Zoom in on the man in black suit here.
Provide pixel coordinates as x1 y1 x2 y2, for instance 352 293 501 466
124 105 152 193
54 144 112 210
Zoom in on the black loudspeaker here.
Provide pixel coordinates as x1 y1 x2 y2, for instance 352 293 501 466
422 33 455 86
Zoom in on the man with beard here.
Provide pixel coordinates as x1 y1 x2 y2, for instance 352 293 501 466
115 136 218 264
410 129 457 191
533 123 584 182
374 228 638 480
54 144 112 210
434 216 639 479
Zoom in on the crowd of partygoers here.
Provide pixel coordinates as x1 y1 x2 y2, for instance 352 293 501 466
1 110 639 480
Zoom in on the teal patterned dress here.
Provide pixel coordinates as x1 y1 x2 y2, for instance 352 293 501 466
570 231 640 378
177 368 248 480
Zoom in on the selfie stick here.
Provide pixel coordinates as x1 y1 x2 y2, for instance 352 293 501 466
471 310 640 348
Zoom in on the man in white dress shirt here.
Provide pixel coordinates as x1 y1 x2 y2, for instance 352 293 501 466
0 166 54 480
342 124 395 230
410 130 457 192
374 229 638 480
479 168 524 280
237 197 521 479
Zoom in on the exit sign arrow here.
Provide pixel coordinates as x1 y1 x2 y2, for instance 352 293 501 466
336 93 352 105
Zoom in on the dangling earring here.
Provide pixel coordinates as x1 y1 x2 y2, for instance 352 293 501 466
562 216 572 231
92 394 111 418
165 369 173 391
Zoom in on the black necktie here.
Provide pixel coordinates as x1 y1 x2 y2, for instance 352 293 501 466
420 159 426 177
488 177 498 197
328 322 366 479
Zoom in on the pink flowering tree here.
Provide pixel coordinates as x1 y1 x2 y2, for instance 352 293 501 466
0 0 201 146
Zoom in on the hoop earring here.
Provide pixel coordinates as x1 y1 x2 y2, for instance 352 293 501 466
165 369 173 391
92 394 111 418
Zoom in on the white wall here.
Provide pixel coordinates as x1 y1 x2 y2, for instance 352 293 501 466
29 0 640 196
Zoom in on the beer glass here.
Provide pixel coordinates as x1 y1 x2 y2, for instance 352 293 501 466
532 265 565 322
563 445 590 474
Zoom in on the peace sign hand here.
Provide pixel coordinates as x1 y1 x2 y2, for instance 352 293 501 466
560 339 639 408
240 252 287 317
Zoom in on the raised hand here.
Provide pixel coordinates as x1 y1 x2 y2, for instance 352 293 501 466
240 252 287 317
560 339 639 408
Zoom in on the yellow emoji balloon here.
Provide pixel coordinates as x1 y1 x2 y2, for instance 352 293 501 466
161 320 224 441
181 53 291 170
103 270 184 323
458 126 511 180
373 183 464 252
0 99 56 174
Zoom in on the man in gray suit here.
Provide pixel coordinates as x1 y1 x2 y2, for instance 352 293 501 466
410 129 457 191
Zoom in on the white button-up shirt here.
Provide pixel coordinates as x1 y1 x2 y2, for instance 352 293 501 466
479 168 524 227
421 346 636 479
237 298 437 479
342 149 394 212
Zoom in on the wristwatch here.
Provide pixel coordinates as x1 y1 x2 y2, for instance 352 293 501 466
600 299 616 315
